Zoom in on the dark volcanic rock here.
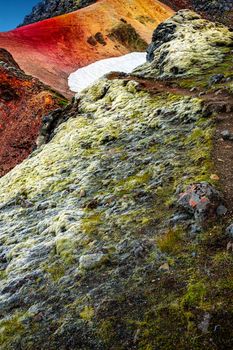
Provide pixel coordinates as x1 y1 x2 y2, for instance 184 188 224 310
19 0 97 26
162 0 233 28
147 22 177 62
178 182 226 224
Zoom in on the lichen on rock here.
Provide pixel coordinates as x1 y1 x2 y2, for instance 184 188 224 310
134 10 233 79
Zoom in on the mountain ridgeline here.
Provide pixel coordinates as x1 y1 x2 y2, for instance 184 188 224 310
19 0 97 26
19 0 233 28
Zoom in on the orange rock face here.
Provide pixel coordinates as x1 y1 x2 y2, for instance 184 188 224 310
0 0 173 97
0 49 65 176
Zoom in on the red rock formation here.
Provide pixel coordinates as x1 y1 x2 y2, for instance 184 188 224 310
0 49 65 176
0 0 173 97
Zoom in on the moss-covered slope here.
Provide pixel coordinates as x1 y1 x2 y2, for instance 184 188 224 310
0 10 233 350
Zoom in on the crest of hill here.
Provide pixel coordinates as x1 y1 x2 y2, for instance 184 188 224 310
19 0 97 26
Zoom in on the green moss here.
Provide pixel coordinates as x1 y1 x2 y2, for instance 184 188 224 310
0 270 6 280
115 171 152 193
98 319 117 346
181 281 207 308
107 22 147 51
81 212 103 235
0 312 25 347
55 238 77 265
157 227 185 255
80 306 95 321
58 99 69 107
178 51 233 93
42 261 66 281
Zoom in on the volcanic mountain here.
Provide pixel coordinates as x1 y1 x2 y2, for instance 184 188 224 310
0 0 173 97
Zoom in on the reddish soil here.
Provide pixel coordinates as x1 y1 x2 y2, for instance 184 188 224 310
0 49 65 177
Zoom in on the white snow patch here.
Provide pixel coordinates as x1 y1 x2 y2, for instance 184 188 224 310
68 52 147 93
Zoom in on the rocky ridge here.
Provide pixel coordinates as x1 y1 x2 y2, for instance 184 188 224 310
163 0 233 28
0 10 233 350
18 0 233 29
20 0 97 26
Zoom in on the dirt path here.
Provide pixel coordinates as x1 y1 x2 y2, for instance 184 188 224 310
107 72 233 217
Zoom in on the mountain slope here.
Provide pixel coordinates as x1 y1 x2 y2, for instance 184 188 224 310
0 11 233 349
0 0 173 97
0 49 65 177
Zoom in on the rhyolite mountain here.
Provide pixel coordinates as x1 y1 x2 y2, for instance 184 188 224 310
0 0 173 97
0 48 66 177
0 9 233 350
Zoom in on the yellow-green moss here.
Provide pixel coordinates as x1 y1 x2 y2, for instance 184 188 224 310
157 227 185 255
80 306 95 321
181 281 207 308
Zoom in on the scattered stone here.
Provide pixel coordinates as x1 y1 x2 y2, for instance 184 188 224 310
220 130 233 141
226 224 233 239
210 174 220 181
216 205 228 216
227 242 233 252
79 253 108 270
178 182 224 223
190 224 202 235
80 189 86 197
159 262 170 272
198 313 211 334
169 213 190 224
190 87 197 92
209 74 225 85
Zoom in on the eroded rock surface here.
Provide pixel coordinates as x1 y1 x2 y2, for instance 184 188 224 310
134 10 233 78
0 48 66 177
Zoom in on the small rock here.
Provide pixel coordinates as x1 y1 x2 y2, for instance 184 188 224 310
210 174 220 181
169 213 190 224
209 74 225 85
79 189 86 197
178 182 223 223
226 241 233 252
190 224 202 235
216 205 227 216
190 87 197 92
226 224 233 239
198 313 211 334
220 130 231 140
79 253 108 270
159 262 170 272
